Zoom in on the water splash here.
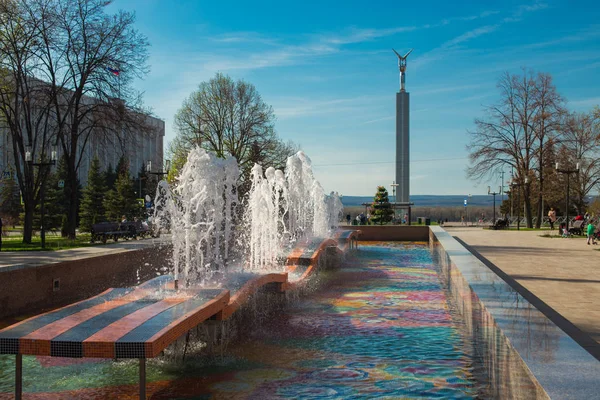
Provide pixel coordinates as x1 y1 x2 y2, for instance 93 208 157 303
246 151 342 270
154 147 239 283
154 149 341 282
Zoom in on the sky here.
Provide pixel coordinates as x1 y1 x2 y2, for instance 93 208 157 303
108 0 600 196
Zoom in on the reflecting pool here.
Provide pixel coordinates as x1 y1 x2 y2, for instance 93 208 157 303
0 242 491 399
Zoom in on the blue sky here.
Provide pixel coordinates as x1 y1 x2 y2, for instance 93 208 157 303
110 0 600 196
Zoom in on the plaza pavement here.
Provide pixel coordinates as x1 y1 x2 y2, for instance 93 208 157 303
445 226 600 358
0 235 170 270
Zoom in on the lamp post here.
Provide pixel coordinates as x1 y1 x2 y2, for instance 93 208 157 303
555 162 580 231
25 145 57 249
467 194 472 226
510 177 528 230
390 181 399 223
488 186 501 225
146 159 171 180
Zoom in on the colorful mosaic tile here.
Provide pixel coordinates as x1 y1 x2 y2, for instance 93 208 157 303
0 242 489 398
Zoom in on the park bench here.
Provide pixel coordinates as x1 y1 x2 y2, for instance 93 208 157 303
120 221 154 239
90 222 129 243
491 218 509 230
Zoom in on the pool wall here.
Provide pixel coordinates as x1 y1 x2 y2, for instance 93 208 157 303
342 225 430 241
430 227 600 399
0 245 170 320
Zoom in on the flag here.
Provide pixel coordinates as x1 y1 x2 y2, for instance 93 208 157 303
106 66 120 76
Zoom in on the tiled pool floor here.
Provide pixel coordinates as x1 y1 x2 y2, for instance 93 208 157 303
0 242 491 399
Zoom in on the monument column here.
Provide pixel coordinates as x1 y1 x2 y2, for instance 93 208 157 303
396 90 409 203
393 48 412 203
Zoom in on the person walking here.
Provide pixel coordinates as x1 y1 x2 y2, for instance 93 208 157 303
548 208 556 230
586 221 597 245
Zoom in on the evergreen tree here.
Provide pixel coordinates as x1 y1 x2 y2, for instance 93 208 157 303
116 155 128 176
29 157 68 233
370 186 394 225
104 163 117 191
103 160 140 221
36 169 64 232
136 163 149 199
80 158 107 231
0 173 21 226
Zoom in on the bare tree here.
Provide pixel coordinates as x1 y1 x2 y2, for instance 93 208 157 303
33 0 150 239
172 72 298 195
530 73 564 228
467 70 539 227
0 0 151 240
0 0 54 243
562 110 600 212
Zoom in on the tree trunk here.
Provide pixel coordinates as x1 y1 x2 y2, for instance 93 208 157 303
65 166 78 240
22 198 33 244
525 186 533 228
535 174 543 229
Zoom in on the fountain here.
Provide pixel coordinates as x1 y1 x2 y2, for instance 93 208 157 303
153 147 343 284
6 146 593 399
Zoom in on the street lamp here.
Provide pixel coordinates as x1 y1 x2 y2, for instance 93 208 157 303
555 162 580 232
25 145 57 249
390 181 399 223
467 194 472 225
146 159 171 179
510 176 528 230
488 186 501 225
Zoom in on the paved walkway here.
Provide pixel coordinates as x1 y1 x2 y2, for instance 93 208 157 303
0 235 170 270
445 226 600 355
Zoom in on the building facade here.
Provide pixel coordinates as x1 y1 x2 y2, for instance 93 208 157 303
0 111 165 188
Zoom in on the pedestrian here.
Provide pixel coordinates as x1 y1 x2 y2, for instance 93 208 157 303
403 213 408 224
0 216 3 251
346 214 351 225
548 208 556 230
461 215 465 226
586 221 597 245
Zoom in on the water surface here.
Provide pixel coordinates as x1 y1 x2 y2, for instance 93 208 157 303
0 242 490 399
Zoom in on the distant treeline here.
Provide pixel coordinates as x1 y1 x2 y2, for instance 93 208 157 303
343 205 495 223
341 195 500 208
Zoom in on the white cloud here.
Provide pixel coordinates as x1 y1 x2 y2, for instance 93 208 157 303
362 115 395 124
417 83 485 95
209 32 280 46
318 26 418 45
523 25 600 49
272 95 387 119
413 2 549 70
568 97 600 109
443 25 500 48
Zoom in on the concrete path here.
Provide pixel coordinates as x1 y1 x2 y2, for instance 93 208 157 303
445 226 600 355
0 235 171 270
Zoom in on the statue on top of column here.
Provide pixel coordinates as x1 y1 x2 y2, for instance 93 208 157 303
392 48 413 92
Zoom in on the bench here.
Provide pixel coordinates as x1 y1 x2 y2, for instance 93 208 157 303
119 221 154 239
490 218 509 230
90 222 128 243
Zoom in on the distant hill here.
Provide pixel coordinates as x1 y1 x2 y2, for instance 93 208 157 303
341 195 500 207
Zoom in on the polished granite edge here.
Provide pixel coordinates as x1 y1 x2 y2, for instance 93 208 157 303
0 241 163 272
430 226 600 400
